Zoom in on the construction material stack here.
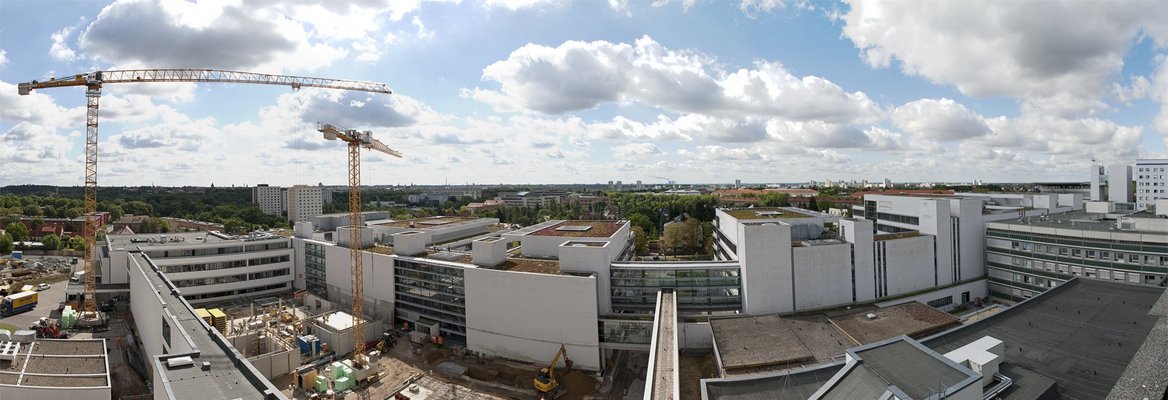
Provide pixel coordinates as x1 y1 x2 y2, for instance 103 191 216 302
60 305 79 329
208 308 228 334
195 308 213 326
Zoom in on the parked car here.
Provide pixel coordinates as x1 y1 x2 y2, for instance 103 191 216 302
36 283 51 291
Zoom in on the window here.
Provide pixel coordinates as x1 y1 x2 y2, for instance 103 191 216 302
1072 249 1082 257
1101 251 1110 260
1086 250 1096 259
927 296 953 308
1059 248 1068 256
1130 254 1141 263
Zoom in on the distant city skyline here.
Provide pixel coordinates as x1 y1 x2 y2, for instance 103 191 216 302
1 0 1166 186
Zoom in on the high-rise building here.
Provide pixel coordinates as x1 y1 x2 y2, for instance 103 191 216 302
1109 163 1133 205
287 184 323 223
252 184 284 216
1134 159 1168 209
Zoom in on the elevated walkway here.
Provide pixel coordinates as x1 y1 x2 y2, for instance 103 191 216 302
644 289 678 400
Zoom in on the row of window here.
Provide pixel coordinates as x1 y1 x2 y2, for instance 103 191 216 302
184 283 288 301
994 258 1158 284
1009 241 1168 266
144 241 290 259
172 268 290 288
162 254 291 274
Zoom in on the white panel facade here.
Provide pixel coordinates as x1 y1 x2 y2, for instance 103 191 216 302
738 223 794 314
882 236 938 296
463 268 601 370
792 243 854 310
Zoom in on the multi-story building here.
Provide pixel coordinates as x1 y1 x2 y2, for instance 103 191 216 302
287 184 323 223
1135 159 1168 209
985 202 1168 300
92 231 294 304
712 207 987 315
497 191 570 208
252 184 284 216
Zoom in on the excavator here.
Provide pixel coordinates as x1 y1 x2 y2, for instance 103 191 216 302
534 344 572 400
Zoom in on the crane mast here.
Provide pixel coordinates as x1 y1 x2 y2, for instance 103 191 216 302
318 123 401 365
17 69 391 323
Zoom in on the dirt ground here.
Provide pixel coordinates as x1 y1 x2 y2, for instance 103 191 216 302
679 352 717 400
278 335 600 400
70 315 151 399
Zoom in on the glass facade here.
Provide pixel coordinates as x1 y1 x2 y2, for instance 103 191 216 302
610 267 741 312
598 319 653 345
394 259 467 340
305 243 327 296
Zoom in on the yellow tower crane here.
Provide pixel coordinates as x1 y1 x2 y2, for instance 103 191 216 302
317 123 401 366
17 69 391 323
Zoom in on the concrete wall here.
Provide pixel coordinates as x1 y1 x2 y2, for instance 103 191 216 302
882 236 938 297
559 242 613 315
463 267 601 371
518 221 630 259
738 223 794 315
952 198 987 282
0 385 111 400
792 243 854 310
842 219 876 302
918 199 955 285
875 279 988 309
247 347 298 379
320 242 396 323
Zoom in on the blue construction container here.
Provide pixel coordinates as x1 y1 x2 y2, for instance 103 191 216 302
297 335 321 355
10 251 22 260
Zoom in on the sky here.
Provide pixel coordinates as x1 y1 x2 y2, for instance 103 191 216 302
1 0 1166 187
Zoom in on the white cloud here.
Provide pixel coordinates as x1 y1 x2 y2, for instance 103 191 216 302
0 81 85 129
470 36 881 124
0 49 7 67
79 0 373 73
49 26 79 61
767 120 873 148
840 0 1168 115
679 145 767 161
482 0 559 11
411 16 434 41
614 143 664 159
892 98 990 141
1149 54 1168 137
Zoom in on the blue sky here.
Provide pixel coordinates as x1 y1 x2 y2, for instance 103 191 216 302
1 0 1166 186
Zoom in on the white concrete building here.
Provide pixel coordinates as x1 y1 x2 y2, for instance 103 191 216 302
287 184 323 223
98 231 294 305
1135 158 1168 210
252 184 284 216
712 207 987 315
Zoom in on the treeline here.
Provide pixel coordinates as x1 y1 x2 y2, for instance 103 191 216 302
0 186 289 233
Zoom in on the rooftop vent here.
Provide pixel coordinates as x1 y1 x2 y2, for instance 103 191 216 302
167 356 194 369
866 313 877 320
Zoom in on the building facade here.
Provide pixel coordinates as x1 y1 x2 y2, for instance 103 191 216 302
1135 159 1168 210
287 185 323 223
252 184 284 216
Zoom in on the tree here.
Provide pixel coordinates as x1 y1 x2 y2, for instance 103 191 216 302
42 234 61 250
627 212 654 236
817 200 833 212
0 232 12 254
806 196 820 211
30 217 45 232
5 221 29 243
68 236 86 251
223 218 247 235
761 193 790 207
632 226 649 254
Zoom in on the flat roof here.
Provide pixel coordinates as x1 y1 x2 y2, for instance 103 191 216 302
987 209 1168 234
529 220 625 238
495 258 562 275
829 338 975 400
373 216 482 228
107 231 286 247
132 253 280 400
711 315 815 370
924 279 1167 400
723 208 815 220
872 231 923 241
0 339 110 389
315 311 366 332
703 363 844 400
830 302 959 345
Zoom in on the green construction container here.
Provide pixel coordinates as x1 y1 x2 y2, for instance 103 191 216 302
334 376 353 392
331 362 346 380
315 375 329 392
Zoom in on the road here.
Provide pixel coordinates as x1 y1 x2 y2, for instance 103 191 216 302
0 279 67 331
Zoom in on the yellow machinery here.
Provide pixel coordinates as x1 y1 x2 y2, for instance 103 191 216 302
317 123 401 368
534 344 570 400
17 69 390 319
